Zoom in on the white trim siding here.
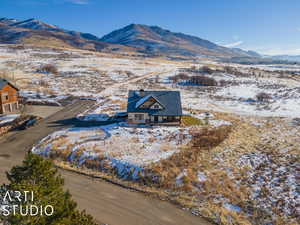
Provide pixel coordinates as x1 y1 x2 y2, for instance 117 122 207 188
128 113 149 123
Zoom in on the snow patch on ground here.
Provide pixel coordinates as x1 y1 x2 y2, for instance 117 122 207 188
0 114 20 126
237 152 299 218
32 123 192 180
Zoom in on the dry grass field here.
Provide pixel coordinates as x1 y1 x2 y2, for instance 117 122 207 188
0 44 299 225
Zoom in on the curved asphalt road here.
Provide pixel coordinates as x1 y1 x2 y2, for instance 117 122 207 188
0 100 211 225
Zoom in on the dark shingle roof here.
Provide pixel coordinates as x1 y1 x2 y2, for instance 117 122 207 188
0 78 19 91
127 90 182 116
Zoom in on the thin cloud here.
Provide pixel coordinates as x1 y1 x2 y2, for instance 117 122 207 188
11 0 49 6
257 48 300 56
11 0 90 5
222 41 243 48
64 0 89 4
232 35 239 40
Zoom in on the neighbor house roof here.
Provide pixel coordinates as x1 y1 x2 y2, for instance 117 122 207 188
127 90 182 116
0 78 19 91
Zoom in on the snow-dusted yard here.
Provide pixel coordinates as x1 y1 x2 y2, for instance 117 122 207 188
32 123 192 180
2 44 300 225
0 114 19 126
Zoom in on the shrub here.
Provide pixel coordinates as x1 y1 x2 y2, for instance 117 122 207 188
256 92 271 102
177 72 189 80
223 66 236 74
190 126 232 149
169 73 189 83
190 75 218 86
201 66 214 74
148 126 232 189
38 64 58 74
39 80 50 87
169 75 178 83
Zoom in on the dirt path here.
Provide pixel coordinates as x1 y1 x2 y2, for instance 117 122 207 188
100 70 173 97
0 99 211 225
24 105 64 118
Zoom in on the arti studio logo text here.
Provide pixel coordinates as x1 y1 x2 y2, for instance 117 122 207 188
0 191 54 216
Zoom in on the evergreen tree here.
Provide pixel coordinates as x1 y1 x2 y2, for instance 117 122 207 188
1 154 98 225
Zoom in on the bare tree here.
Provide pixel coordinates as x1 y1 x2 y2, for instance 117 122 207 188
190 75 218 86
201 66 213 74
177 72 189 81
38 64 58 74
256 92 271 102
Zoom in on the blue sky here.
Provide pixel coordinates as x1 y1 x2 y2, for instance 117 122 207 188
0 0 299 55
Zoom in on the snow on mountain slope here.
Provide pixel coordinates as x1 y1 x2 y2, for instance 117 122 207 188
101 24 258 57
0 17 132 52
10 18 59 30
0 18 18 25
0 18 261 59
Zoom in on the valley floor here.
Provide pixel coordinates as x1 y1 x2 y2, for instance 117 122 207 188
0 44 299 225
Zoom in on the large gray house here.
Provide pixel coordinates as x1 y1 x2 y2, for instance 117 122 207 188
127 90 182 125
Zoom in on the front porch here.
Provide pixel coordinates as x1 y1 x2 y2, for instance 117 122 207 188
0 101 19 115
148 121 181 126
128 113 181 125
149 115 181 124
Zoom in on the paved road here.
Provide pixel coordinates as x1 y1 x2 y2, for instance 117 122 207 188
0 100 94 178
0 100 211 225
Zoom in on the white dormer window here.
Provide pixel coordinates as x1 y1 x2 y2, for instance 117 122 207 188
150 102 163 109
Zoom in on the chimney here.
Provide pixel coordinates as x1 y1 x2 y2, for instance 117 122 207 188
139 89 145 97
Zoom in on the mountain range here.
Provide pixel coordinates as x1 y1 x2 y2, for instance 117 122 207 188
0 17 259 58
101 23 258 57
0 18 130 52
269 55 300 63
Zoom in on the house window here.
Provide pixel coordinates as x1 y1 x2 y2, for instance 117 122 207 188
134 114 144 121
167 116 174 121
150 102 162 110
4 104 10 113
12 102 18 111
2 92 9 101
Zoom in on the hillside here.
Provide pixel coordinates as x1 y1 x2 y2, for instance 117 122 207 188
0 18 261 58
0 18 131 52
270 54 300 62
101 24 258 57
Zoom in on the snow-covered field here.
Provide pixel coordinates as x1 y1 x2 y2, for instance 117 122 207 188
0 45 180 100
32 123 192 180
1 44 299 225
2 44 299 118
169 72 300 118
0 114 19 126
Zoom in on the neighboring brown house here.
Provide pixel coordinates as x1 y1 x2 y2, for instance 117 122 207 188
0 78 19 114
127 89 182 125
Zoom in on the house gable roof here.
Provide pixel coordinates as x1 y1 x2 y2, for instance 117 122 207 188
0 78 19 91
135 94 164 109
127 90 182 116
135 95 154 108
